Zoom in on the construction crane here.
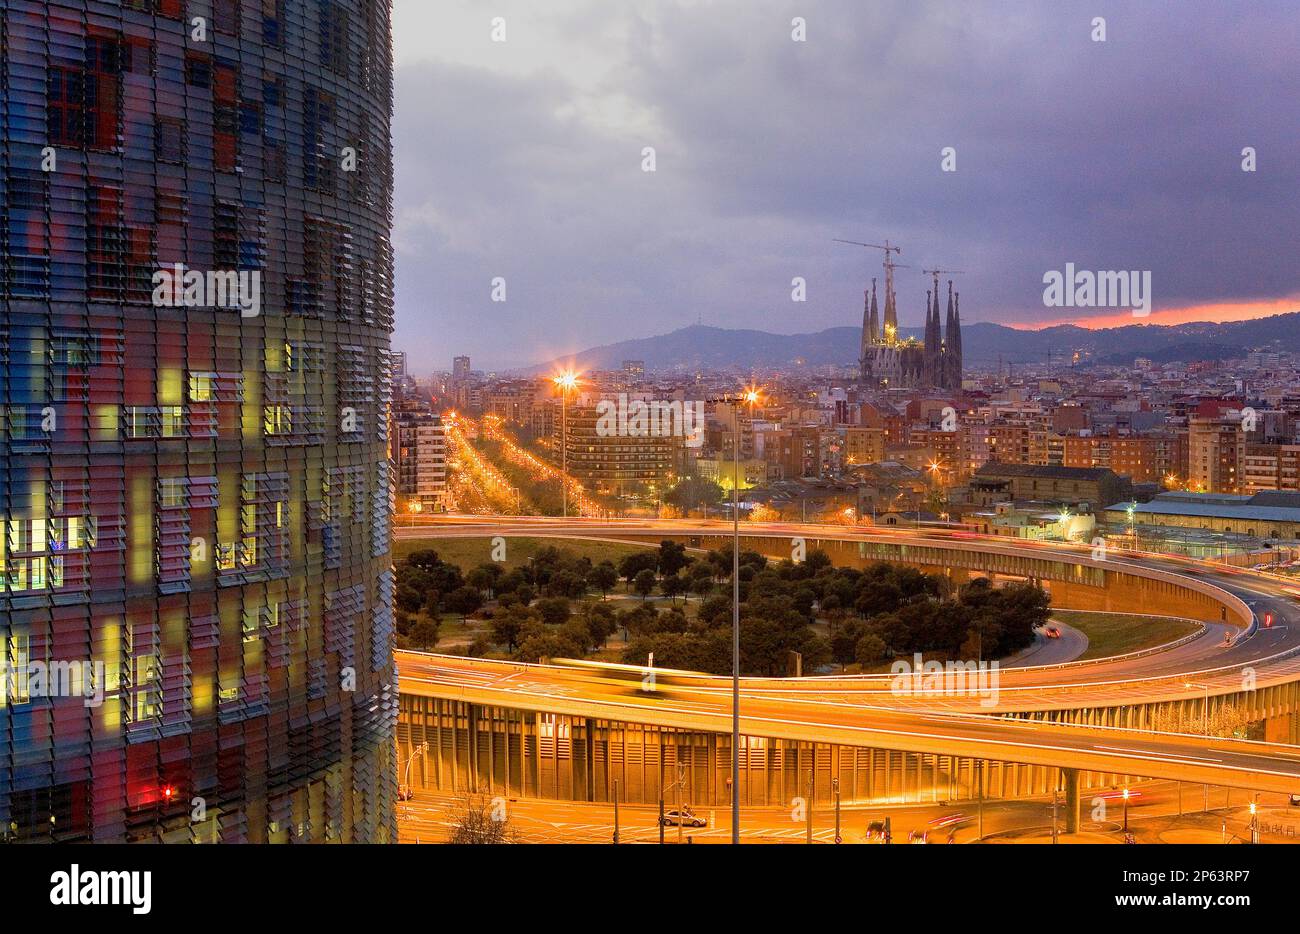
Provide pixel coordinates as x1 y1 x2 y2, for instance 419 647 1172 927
834 239 909 327
834 238 906 276
834 238 902 258
921 267 966 292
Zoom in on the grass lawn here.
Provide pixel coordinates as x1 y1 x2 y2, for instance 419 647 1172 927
393 535 656 571
1051 610 1201 660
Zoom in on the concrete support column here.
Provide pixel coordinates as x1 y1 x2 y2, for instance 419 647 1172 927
1063 767 1081 834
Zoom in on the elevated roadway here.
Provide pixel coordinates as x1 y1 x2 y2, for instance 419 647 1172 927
394 518 1300 806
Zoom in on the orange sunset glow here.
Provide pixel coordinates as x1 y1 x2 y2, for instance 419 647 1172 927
1015 294 1300 330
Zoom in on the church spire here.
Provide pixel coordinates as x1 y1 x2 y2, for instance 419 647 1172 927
946 287 963 389
883 271 897 339
923 278 942 386
860 279 880 385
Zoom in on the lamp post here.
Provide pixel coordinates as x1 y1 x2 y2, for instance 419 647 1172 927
1185 681 1211 735
705 388 761 845
832 777 842 844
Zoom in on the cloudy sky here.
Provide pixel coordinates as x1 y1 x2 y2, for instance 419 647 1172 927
391 0 1299 371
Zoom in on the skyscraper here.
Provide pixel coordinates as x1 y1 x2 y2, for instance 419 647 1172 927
0 0 397 842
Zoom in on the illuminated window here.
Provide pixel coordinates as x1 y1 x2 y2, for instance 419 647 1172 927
189 372 216 401
5 636 32 705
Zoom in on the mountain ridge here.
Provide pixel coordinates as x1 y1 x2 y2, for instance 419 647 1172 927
518 311 1300 374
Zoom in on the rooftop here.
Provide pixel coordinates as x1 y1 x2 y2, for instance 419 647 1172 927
975 463 1118 481
1106 490 1300 523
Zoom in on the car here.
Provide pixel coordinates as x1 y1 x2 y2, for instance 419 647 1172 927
1096 789 1143 802
1289 794 1300 807
907 830 929 844
397 785 415 802
928 812 968 829
1043 625 1061 639
659 808 706 828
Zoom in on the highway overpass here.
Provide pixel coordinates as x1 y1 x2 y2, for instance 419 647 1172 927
394 519 1300 826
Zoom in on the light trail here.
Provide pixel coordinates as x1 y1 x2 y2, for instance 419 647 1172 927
442 413 533 514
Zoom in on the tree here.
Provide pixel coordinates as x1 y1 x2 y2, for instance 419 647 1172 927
664 477 724 516
830 619 866 666
515 628 585 664
495 569 529 596
446 586 484 622
445 790 519 844
855 579 903 619
697 594 731 627
618 552 659 590
467 563 503 597
409 618 441 650
535 596 571 627
559 618 595 655
587 561 618 599
657 540 690 576
622 630 729 672
406 549 442 572
547 570 587 599
395 584 424 615
491 605 537 652
633 568 657 601
583 602 618 648
804 549 833 574
855 632 887 667
688 563 715 600
660 573 686 604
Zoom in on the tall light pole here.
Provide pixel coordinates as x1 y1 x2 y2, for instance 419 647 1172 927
711 388 761 845
731 396 742 844
1185 681 1211 735
552 371 578 518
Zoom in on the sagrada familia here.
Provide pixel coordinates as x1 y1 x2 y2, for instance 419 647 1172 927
859 267 963 391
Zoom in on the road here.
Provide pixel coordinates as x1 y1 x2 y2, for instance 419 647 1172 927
398 784 1300 845
395 519 1300 795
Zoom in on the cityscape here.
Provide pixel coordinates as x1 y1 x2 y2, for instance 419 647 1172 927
0 0 1298 908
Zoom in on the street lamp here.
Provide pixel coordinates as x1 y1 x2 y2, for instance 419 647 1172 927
1122 787 1130 833
552 370 580 518
707 388 762 845
1185 682 1211 735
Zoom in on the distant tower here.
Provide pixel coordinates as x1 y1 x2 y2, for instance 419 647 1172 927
882 266 898 337
945 286 963 389
923 277 943 387
860 279 879 383
868 278 879 343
